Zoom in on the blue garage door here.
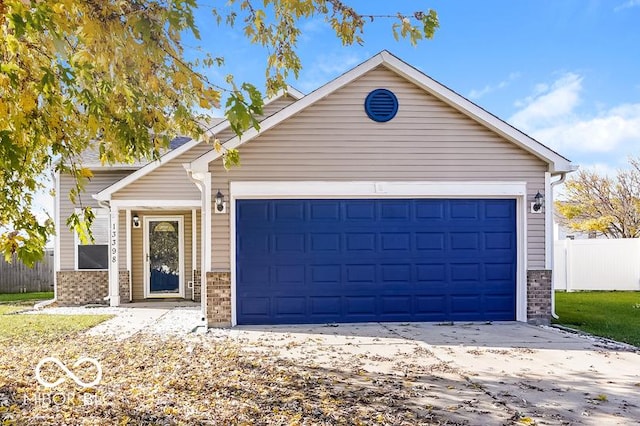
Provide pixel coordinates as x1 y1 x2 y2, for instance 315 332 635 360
236 199 516 325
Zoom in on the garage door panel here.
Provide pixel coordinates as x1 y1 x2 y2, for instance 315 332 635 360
311 265 341 283
345 264 376 284
450 263 481 281
310 233 341 251
274 265 305 284
236 199 516 325
451 295 482 314
381 296 412 315
237 233 269 254
345 296 377 315
450 232 480 250
485 201 513 218
237 202 270 222
415 295 448 315
416 263 447 282
275 297 306 316
449 201 480 219
309 202 341 221
273 233 305 253
485 263 514 281
310 297 341 315
416 233 445 250
345 233 376 251
273 201 305 221
239 297 270 317
415 200 445 219
381 233 411 251
484 294 514 320
345 202 375 220
381 264 411 283
380 202 411 219
485 232 514 249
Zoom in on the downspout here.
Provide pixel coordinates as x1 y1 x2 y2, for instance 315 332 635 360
98 200 111 302
186 169 207 323
549 172 568 319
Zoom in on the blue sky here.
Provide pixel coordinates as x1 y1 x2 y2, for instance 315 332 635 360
192 0 640 175
34 1 640 225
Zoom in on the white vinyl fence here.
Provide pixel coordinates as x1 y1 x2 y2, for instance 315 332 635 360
554 239 640 291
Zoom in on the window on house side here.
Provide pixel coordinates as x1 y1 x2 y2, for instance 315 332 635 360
76 209 109 270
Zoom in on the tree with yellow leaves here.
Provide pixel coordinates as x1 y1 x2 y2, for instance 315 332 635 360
0 0 439 265
556 159 640 238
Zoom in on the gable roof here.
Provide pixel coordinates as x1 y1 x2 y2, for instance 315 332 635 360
93 87 304 201
189 50 574 174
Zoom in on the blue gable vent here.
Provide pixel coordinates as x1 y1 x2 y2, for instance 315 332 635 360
364 89 398 122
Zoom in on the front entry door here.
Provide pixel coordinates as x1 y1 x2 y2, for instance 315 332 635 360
144 216 184 298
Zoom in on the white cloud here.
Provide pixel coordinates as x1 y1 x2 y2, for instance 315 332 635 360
468 72 520 99
615 0 640 11
576 162 623 178
514 83 549 108
300 18 327 35
509 73 583 131
297 52 364 92
509 73 640 155
530 103 640 153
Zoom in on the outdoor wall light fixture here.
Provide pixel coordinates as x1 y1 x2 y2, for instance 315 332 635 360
215 190 226 213
132 214 140 228
532 191 544 212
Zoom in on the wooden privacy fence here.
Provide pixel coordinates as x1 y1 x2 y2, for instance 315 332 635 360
554 239 640 291
0 249 54 293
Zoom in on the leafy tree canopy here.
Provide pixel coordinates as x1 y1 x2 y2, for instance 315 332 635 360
556 158 640 239
0 0 438 265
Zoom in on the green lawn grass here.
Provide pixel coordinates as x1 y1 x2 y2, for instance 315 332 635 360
554 291 640 347
0 304 112 342
0 291 54 302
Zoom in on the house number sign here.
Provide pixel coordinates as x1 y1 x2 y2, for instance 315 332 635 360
111 220 118 264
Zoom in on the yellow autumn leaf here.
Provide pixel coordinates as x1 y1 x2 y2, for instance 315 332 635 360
149 76 160 91
19 95 36 113
87 115 100 133
79 167 94 178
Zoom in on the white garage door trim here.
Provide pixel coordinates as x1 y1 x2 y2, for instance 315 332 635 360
229 181 528 325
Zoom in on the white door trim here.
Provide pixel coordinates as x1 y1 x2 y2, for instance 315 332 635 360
229 180 529 325
143 215 185 299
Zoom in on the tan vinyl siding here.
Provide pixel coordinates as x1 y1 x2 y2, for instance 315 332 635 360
130 210 197 300
113 146 209 200
58 170 133 270
112 96 297 201
210 66 548 269
261 94 297 118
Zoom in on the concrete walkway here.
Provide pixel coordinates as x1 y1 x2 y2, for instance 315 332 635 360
86 306 205 339
27 302 205 339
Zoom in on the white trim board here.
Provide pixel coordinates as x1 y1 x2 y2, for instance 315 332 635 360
109 199 201 208
93 89 305 201
229 180 529 325
230 181 528 198
53 171 60 300
190 50 573 173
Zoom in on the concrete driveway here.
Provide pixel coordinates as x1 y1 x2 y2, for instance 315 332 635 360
70 306 640 424
222 322 640 425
